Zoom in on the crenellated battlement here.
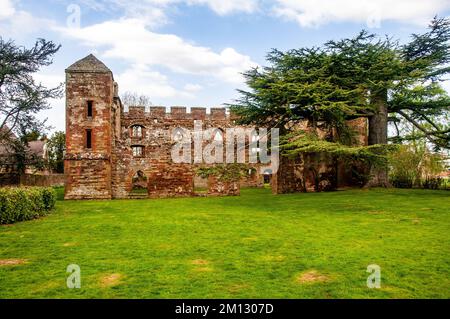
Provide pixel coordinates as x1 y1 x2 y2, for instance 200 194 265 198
124 106 231 120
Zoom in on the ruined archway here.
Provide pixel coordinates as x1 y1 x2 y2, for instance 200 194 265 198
130 170 148 197
263 168 272 185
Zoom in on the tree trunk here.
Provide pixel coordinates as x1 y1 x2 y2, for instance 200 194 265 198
367 89 390 187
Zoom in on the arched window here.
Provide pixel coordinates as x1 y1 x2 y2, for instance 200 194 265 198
131 125 143 138
131 170 148 194
132 170 146 183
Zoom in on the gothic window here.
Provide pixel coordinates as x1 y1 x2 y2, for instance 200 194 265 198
132 145 144 157
131 125 143 138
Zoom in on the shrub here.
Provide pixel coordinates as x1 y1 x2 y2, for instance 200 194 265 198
388 143 445 189
0 187 56 224
42 187 57 210
197 164 249 182
422 177 443 190
391 174 414 189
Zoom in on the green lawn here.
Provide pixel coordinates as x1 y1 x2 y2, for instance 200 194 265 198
0 188 449 299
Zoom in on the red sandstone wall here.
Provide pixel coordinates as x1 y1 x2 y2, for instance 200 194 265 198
273 118 369 193
207 176 240 196
65 71 114 199
111 106 257 199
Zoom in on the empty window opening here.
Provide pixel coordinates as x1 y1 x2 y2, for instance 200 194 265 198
86 129 92 149
131 170 148 195
132 125 143 138
87 101 93 118
132 146 144 157
263 169 272 188
194 175 208 195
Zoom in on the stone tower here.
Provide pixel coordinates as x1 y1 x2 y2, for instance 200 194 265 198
64 54 116 199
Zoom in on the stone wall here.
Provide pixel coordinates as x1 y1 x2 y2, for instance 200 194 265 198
64 66 114 199
0 173 65 187
207 176 240 196
110 106 262 199
147 164 195 198
20 174 65 187
65 158 112 199
273 118 369 193
0 173 20 186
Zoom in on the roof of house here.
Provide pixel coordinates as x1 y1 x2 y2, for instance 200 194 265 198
0 139 46 158
66 54 112 73
28 140 46 158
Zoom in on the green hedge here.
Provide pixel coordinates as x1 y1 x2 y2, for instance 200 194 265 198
0 187 56 224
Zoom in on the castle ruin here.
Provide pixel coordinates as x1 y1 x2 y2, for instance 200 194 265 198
64 54 367 200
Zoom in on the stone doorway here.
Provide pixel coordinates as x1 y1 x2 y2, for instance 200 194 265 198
130 170 148 199
263 169 273 190
193 175 208 196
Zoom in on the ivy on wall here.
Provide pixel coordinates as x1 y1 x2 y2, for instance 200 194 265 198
197 164 250 182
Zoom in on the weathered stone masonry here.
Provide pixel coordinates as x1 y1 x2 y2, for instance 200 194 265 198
64 55 263 200
65 54 368 200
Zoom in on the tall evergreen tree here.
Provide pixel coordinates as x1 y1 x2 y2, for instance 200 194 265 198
231 17 450 187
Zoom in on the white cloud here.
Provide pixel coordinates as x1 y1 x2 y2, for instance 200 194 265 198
117 64 195 99
183 83 203 92
0 0 54 36
73 0 259 29
104 1 169 28
57 18 257 84
273 0 450 28
185 0 259 15
34 72 65 89
0 0 15 20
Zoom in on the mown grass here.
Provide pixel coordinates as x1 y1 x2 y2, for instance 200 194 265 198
0 187 449 299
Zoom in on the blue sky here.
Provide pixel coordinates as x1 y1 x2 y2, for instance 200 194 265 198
1 0 450 132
